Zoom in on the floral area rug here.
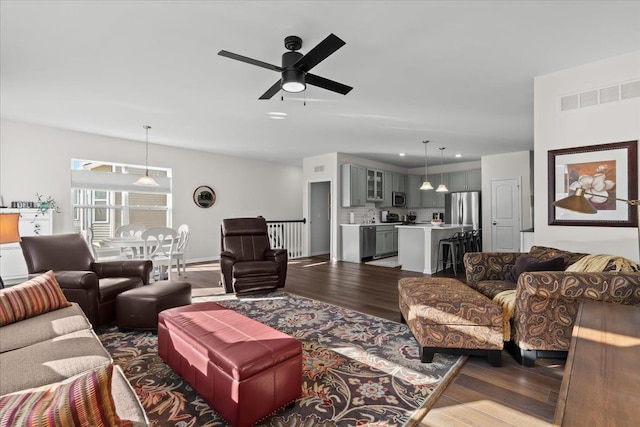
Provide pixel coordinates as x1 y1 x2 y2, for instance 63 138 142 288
97 292 465 426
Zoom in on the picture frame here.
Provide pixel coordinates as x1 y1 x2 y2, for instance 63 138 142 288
193 185 216 208
548 140 638 227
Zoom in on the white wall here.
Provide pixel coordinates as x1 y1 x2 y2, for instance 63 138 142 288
302 153 338 260
481 151 533 251
534 51 640 262
0 120 303 262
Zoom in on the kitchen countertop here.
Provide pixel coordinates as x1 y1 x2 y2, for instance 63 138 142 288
396 223 466 230
340 222 403 227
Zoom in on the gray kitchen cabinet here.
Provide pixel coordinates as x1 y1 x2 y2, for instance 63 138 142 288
393 228 398 252
406 175 423 208
466 170 482 191
342 164 367 207
377 172 408 207
375 225 395 256
392 173 406 192
366 168 384 201
422 173 449 208
379 171 393 207
449 170 481 192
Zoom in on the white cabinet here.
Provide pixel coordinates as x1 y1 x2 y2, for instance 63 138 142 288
449 170 481 192
366 169 384 201
0 209 53 285
342 164 367 207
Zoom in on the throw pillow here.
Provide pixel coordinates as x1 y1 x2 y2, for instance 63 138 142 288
508 254 565 283
0 270 71 326
0 364 132 427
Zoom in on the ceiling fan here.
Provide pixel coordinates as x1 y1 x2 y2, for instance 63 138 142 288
218 34 352 100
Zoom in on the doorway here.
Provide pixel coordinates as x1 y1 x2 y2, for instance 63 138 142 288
490 178 521 252
309 181 331 256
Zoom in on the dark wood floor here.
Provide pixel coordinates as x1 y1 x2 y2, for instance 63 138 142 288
181 255 565 427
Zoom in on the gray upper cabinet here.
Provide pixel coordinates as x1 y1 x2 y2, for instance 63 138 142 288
378 172 408 207
366 168 384 201
392 173 406 193
422 173 449 208
342 164 367 207
465 170 482 191
406 175 423 208
448 170 481 192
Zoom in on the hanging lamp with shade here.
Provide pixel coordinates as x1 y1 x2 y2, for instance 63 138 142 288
420 140 433 191
134 125 159 186
435 147 449 192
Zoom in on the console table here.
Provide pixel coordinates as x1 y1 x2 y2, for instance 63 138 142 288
553 300 640 426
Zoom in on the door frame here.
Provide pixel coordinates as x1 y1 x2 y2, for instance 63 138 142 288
306 179 334 259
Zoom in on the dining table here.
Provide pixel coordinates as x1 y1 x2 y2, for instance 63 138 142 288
102 236 146 258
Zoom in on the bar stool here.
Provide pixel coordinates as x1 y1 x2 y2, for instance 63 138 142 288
457 230 475 268
436 232 462 276
472 229 482 251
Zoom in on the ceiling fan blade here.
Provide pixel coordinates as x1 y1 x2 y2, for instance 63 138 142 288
218 50 283 72
259 80 282 100
306 73 353 95
294 34 346 73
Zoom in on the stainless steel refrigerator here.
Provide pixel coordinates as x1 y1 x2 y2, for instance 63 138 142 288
444 191 481 229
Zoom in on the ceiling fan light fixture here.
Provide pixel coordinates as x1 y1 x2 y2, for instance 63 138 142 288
282 69 306 93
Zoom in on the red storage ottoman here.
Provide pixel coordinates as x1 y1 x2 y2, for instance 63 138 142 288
157 301 302 427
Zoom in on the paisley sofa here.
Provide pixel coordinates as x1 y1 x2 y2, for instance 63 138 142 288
464 245 640 366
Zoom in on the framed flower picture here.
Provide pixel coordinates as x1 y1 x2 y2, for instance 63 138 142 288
548 140 638 227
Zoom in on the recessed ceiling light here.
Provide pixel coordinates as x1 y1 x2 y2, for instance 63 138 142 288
270 116 286 120
399 153 406 157
455 153 462 158
268 112 288 117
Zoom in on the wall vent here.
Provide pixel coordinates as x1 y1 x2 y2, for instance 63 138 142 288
560 79 640 111
314 165 325 173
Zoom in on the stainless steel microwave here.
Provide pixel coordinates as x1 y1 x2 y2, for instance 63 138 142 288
392 191 406 207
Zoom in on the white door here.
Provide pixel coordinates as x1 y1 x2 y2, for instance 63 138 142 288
310 181 331 256
491 178 521 252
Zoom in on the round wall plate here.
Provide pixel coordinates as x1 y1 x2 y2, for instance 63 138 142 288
193 185 216 208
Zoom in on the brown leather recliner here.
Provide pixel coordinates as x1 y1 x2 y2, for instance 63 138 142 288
20 233 153 327
220 217 287 294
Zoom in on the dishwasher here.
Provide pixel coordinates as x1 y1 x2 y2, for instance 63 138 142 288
360 226 376 261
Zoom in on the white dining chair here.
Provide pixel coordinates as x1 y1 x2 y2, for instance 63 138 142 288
115 224 145 257
115 224 145 237
83 227 130 262
141 227 178 281
173 224 190 276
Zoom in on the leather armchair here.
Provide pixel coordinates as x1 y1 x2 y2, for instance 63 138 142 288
220 217 287 294
20 233 153 327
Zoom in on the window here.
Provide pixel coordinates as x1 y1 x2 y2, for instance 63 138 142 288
70 159 172 247
92 190 109 223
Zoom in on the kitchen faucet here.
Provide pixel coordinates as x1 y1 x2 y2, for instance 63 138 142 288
367 208 375 224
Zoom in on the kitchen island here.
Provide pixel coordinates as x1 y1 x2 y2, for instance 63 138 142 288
397 224 472 274
341 223 402 262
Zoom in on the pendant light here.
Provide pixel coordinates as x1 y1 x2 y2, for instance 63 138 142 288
420 140 433 190
435 147 449 192
134 125 159 186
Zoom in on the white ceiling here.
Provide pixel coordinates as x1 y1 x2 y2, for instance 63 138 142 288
1 1 639 168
